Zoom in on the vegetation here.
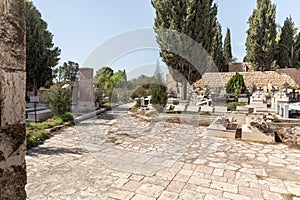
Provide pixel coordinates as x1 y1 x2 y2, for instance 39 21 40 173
245 0 276 71
152 0 221 84
26 116 63 149
223 28 233 71
211 22 225 72
94 66 127 107
44 85 72 115
26 1 61 95
150 62 167 112
226 72 246 100
276 16 300 68
53 61 79 84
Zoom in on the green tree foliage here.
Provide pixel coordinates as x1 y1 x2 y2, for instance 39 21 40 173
245 0 276 71
94 67 127 106
276 16 300 68
152 0 220 84
151 62 167 112
211 22 225 72
223 28 233 70
44 86 72 115
26 1 61 94
226 72 246 100
53 61 79 84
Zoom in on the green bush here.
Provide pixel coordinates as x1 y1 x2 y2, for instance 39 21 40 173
226 72 246 100
44 85 72 115
26 130 50 149
61 112 74 123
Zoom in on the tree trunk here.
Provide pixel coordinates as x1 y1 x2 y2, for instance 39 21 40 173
0 0 27 199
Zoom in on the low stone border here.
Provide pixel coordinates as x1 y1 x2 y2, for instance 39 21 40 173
74 108 107 123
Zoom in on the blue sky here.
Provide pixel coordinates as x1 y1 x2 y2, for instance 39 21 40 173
32 0 300 78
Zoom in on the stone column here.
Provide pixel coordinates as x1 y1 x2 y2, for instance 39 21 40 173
78 68 94 112
181 79 187 100
0 0 27 199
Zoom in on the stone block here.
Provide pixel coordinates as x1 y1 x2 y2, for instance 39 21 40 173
213 106 227 113
200 106 213 113
27 109 53 122
0 69 25 126
238 97 249 103
207 129 237 139
186 106 199 112
242 125 275 143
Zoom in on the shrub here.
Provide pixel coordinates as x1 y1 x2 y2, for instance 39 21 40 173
26 130 50 149
44 85 72 115
61 112 74 123
226 72 246 100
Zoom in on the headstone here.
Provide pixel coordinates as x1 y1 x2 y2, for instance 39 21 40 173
0 0 27 198
78 68 95 113
250 91 267 108
271 91 289 108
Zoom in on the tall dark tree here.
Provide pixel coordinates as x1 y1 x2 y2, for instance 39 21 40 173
211 22 225 71
54 61 79 84
223 28 233 69
26 1 61 94
152 0 220 84
245 0 276 71
277 16 300 68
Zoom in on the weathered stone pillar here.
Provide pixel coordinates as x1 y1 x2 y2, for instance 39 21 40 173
0 0 27 199
78 68 94 112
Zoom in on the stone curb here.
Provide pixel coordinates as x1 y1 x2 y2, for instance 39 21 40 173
128 111 151 122
74 108 107 123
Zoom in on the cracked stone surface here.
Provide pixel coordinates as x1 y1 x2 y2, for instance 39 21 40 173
26 104 300 199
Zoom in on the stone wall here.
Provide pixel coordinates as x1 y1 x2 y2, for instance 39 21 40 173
0 0 27 199
193 70 300 92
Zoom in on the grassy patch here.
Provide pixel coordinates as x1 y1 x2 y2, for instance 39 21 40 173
26 116 64 149
145 111 158 117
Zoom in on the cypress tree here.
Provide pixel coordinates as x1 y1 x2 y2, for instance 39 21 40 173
223 28 233 68
245 0 276 71
152 0 220 84
211 22 225 71
277 16 300 68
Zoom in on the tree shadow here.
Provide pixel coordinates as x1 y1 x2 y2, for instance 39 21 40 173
26 147 86 156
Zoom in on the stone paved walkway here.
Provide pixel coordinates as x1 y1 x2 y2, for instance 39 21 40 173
26 104 300 200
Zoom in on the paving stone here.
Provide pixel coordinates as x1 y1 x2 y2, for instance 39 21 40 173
122 180 142 192
210 180 238 193
25 104 300 199
178 189 205 200
166 180 186 193
107 188 135 200
284 180 300 196
157 191 178 200
262 190 284 200
238 186 263 199
131 194 156 200
188 176 211 187
223 192 251 200
136 183 164 198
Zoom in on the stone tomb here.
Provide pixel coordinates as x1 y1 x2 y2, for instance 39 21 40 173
250 91 267 108
271 91 289 108
207 116 238 139
242 116 275 143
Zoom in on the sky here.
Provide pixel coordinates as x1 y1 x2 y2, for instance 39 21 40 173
31 0 300 79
